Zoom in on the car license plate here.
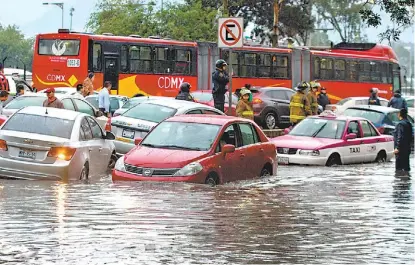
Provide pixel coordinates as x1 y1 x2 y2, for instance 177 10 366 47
122 129 135 139
67 59 80 68
277 156 289 165
18 150 36 159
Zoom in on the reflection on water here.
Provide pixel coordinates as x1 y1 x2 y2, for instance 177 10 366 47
0 158 414 264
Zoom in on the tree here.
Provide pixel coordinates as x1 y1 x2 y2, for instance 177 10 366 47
0 24 33 71
359 0 414 43
314 0 367 42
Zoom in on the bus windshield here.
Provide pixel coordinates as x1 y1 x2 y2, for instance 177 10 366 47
38 39 80 56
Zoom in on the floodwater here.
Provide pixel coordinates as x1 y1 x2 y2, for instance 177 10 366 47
0 158 414 265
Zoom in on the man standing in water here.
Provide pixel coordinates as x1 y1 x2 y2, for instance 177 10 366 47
212 59 229 112
394 108 413 174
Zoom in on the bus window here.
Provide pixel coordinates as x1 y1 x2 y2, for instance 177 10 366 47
313 57 320 79
130 46 151 73
241 53 256 77
154 47 170 74
258 53 271 77
347 60 358 81
381 63 389 83
120 45 128 73
358 61 371 82
174 49 191 75
273 55 289 79
38 39 80 56
370 62 381 83
334 59 345 80
392 64 401 92
221 50 239 76
93 43 102 71
320 58 333 80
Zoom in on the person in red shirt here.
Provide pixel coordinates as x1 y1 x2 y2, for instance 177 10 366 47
43 88 64 109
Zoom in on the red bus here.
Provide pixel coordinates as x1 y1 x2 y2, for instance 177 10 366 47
33 29 401 102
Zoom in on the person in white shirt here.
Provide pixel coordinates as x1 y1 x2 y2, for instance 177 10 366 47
0 90 9 115
99 81 111 117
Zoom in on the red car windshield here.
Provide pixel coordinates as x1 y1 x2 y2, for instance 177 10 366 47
290 118 345 139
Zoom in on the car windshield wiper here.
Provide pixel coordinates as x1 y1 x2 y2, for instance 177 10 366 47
311 123 328 137
156 145 204 151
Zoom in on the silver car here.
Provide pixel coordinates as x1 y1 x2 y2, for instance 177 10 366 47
85 94 128 116
112 96 173 117
2 93 108 128
111 99 225 155
0 106 116 181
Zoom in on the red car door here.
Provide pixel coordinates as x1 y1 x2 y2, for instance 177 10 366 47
215 124 246 183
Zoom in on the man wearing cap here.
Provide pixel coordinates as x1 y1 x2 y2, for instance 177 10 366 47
307 81 320 115
317 86 330 111
83 72 95 97
43 88 64 109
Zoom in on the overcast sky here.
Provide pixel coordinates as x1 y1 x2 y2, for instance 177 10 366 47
1 0 414 43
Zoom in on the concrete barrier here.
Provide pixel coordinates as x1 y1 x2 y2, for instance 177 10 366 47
262 129 284 138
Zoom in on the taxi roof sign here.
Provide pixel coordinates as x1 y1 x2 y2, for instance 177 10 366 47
319 110 337 117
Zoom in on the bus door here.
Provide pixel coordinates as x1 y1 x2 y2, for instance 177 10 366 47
392 63 401 93
104 56 119 91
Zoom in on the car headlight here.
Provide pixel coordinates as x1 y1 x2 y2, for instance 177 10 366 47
114 156 126 172
173 162 203 176
299 150 320 156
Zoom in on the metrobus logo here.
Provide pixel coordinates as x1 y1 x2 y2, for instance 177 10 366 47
51 40 67 56
158 77 185 90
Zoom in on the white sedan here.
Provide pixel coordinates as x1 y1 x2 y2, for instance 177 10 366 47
38 87 84 98
110 99 226 155
2 93 108 129
325 96 388 114
0 106 116 181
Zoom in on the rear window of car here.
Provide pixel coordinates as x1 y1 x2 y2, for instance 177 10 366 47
191 92 213 103
5 96 45 109
122 103 177 123
407 98 414 108
343 108 385 124
86 97 120 110
2 113 74 139
337 98 352 105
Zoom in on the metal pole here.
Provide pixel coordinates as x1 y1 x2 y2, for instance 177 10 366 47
223 0 228 16
61 5 64 28
23 63 26 81
228 49 233 115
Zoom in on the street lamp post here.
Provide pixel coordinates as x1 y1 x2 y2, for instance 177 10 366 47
69 7 75 31
43 2 64 28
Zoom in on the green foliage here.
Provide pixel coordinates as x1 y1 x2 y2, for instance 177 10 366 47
0 24 33 70
314 0 366 42
359 0 414 43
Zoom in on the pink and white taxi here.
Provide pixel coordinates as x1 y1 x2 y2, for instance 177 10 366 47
271 111 395 166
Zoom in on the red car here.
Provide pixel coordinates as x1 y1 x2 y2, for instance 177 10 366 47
112 115 277 185
191 90 238 116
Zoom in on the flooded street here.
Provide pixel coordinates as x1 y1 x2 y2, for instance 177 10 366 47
0 158 413 265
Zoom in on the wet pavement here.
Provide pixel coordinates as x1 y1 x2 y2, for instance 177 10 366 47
0 157 414 265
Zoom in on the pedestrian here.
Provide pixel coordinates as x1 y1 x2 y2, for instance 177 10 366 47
0 90 9 115
0 63 9 92
14 84 25 98
317 86 330 111
175 82 194 101
388 90 407 110
236 88 254 120
76 84 84 97
368 87 381 106
99 81 111 118
289 82 311 126
394 108 413 173
43 88 64 109
212 59 229 112
83 72 95 97
307 81 319 115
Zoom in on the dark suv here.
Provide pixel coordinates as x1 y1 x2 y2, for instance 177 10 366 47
245 87 295 129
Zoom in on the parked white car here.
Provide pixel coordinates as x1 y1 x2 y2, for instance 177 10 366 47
110 99 225 155
0 106 116 181
112 96 173 117
85 94 128 116
2 93 108 128
325 96 388 114
38 87 84 98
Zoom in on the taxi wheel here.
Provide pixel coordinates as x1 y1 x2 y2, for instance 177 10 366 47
375 151 387 163
326 154 341 167
205 173 219 186
80 163 89 180
108 153 118 169
264 112 277 129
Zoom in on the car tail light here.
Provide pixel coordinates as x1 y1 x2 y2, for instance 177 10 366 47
105 118 112 131
48 147 76 161
378 126 385 134
0 140 8 151
253 97 263 104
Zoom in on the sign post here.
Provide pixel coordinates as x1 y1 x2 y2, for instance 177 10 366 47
218 17 244 115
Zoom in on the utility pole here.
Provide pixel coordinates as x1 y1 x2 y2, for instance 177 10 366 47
69 7 75 31
223 0 228 17
271 0 283 47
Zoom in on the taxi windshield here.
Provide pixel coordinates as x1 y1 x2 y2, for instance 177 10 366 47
141 121 221 151
290 118 345 139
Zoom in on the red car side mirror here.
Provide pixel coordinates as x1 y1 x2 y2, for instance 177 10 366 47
222 144 235 154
